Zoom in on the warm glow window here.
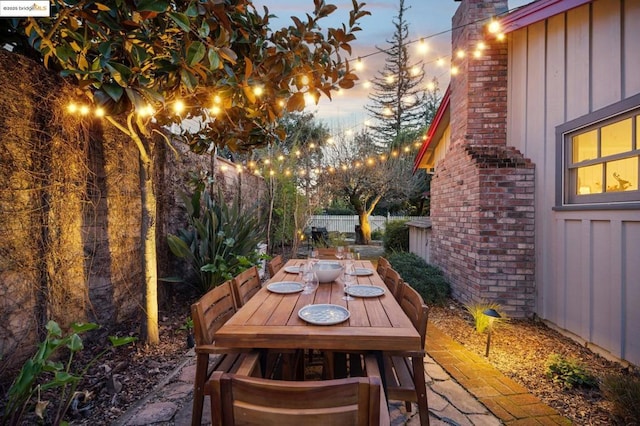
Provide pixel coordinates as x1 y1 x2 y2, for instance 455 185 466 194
561 101 640 206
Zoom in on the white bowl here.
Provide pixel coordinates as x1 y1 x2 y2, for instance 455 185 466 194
312 261 344 283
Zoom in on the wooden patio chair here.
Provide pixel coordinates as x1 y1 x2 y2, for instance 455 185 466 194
232 265 302 380
266 254 284 278
231 266 262 308
315 247 338 259
190 281 261 426
383 267 404 301
207 358 389 426
365 281 430 426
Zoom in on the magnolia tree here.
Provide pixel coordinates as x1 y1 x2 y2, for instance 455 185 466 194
14 0 369 343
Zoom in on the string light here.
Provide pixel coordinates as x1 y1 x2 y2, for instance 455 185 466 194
173 100 185 114
59 8 515 173
417 38 429 54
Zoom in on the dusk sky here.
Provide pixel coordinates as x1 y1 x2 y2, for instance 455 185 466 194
253 0 532 132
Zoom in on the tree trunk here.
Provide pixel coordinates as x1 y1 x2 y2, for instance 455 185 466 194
139 152 159 344
357 212 372 245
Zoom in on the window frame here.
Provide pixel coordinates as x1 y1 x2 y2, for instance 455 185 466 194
555 93 640 210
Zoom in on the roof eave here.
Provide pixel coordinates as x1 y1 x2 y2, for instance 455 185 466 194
413 85 451 174
500 0 594 34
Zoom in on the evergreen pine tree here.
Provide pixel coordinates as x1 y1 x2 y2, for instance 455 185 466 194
365 0 427 149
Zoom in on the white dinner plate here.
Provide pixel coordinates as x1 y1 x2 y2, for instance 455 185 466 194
345 285 385 298
284 265 301 274
298 304 350 325
353 268 374 276
267 281 304 294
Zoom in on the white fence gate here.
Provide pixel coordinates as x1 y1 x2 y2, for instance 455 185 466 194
309 215 418 233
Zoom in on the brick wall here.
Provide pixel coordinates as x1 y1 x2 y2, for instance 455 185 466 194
431 0 536 317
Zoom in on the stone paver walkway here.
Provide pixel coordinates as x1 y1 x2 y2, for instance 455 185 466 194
112 321 569 425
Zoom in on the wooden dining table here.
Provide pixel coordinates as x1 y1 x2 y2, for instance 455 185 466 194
215 259 421 355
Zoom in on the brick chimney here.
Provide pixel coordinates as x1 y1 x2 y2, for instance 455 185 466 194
430 0 536 318
450 0 509 147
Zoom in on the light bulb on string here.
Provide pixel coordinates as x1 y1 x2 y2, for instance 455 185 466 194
456 49 465 59
79 105 90 115
417 38 429 54
95 107 105 118
488 19 501 34
354 57 364 71
173 100 185 114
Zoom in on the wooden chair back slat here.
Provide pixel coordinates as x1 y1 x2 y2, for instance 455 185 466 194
383 267 404 301
399 283 429 348
208 372 384 426
267 255 284 277
191 281 236 347
232 266 262 308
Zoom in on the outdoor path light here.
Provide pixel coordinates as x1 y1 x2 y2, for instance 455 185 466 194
483 308 501 357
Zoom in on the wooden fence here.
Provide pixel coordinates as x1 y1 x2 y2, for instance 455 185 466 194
308 215 418 233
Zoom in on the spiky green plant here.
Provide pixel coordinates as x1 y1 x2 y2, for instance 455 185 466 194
167 188 266 294
601 373 640 423
464 300 506 334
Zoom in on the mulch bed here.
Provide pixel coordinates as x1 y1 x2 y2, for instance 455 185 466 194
428 300 635 425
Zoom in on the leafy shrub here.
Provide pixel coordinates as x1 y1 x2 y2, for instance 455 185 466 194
167 187 266 294
601 373 640 424
546 354 598 389
387 252 450 305
371 229 384 241
383 220 409 252
328 232 347 247
2 321 135 425
464 300 507 334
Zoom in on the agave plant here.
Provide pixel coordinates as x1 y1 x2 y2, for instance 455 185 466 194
167 188 266 294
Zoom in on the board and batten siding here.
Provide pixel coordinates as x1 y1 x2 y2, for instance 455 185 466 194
506 0 640 365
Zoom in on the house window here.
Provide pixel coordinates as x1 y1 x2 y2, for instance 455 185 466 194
559 96 640 206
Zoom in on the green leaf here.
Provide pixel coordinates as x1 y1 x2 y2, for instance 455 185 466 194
71 322 99 333
207 48 220 70
136 0 168 12
187 41 206 66
105 62 132 86
67 334 84 352
199 20 210 38
158 276 184 283
102 83 124 102
109 336 137 347
185 1 198 17
55 44 75 63
125 88 146 111
180 68 197 91
167 234 192 258
168 12 191 32
46 321 62 337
